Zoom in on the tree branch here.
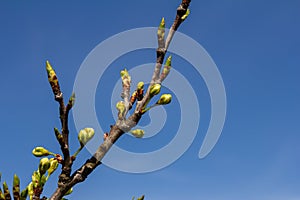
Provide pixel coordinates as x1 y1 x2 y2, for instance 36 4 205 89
48 1 191 199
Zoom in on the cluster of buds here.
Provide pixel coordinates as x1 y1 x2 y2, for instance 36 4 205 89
24 157 59 200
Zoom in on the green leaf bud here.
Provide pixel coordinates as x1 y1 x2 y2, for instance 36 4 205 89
116 101 126 118
157 17 165 41
78 128 95 147
130 129 145 138
13 174 20 188
137 82 144 90
45 60 61 97
68 92 75 108
120 68 131 88
13 174 20 199
165 55 172 67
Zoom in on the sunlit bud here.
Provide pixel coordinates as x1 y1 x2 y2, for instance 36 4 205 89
120 68 129 78
181 9 190 21
64 188 73 196
120 69 131 88
137 82 144 90
68 92 75 108
31 171 40 188
32 147 54 157
130 129 145 138
27 182 33 200
157 17 165 40
160 56 172 81
20 187 28 199
54 127 63 141
156 94 172 105
13 174 20 198
2 182 11 199
13 174 20 188
38 158 50 176
149 84 161 96
47 158 59 176
78 128 95 147
45 60 61 97
165 55 172 67
116 101 126 118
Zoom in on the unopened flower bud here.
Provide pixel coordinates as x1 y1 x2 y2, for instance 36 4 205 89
156 94 172 105
78 128 95 147
149 84 161 96
39 158 50 175
120 69 131 88
130 129 145 138
32 147 53 157
68 92 75 108
120 68 129 78
137 82 144 90
47 158 59 176
116 101 126 118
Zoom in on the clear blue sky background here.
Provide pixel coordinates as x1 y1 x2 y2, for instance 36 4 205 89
0 0 299 199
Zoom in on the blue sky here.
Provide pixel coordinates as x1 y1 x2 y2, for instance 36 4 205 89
0 0 300 199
